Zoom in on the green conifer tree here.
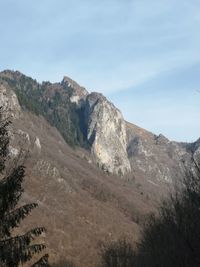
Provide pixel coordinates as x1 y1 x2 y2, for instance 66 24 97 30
0 107 50 267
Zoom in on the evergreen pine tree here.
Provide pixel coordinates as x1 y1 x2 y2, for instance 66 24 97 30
0 107 50 267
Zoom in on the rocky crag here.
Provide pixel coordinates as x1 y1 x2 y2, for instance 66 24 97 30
85 92 131 175
0 70 198 182
0 69 199 266
0 70 132 175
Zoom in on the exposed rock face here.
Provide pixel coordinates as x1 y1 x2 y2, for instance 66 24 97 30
0 83 21 119
85 92 131 175
61 77 132 175
126 122 193 185
193 139 200 168
34 137 42 151
61 76 88 106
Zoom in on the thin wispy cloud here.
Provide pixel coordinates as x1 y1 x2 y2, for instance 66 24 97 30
0 0 199 141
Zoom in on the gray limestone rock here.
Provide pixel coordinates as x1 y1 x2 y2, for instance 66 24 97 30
0 70 199 180
126 122 195 185
0 83 21 119
61 76 88 107
84 92 131 175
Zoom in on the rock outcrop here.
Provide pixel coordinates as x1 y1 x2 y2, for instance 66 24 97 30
0 70 199 180
84 92 131 175
192 138 200 168
61 76 88 106
0 83 21 119
126 122 194 185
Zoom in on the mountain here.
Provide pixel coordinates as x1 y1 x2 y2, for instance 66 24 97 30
0 70 199 266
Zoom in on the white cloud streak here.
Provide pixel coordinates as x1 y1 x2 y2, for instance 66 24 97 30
0 0 199 140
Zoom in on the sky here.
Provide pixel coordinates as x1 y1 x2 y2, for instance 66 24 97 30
0 0 199 142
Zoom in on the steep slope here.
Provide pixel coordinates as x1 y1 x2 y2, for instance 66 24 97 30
0 69 199 266
0 70 198 181
0 70 87 147
0 70 131 174
85 92 131 175
0 78 154 267
0 70 198 182
126 122 194 187
13 113 145 267
189 138 200 168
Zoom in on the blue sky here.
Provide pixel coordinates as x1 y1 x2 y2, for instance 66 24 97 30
0 0 199 142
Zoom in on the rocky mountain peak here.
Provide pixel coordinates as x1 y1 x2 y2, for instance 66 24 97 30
61 76 88 106
0 69 199 266
0 70 29 84
0 69 199 179
0 69 21 77
155 134 169 145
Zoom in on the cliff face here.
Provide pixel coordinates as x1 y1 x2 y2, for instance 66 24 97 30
0 70 199 180
192 139 200 169
61 76 131 175
0 82 21 119
61 76 88 106
85 92 131 175
0 70 132 175
126 122 194 186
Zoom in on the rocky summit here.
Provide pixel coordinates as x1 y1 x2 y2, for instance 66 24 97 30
0 69 199 266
